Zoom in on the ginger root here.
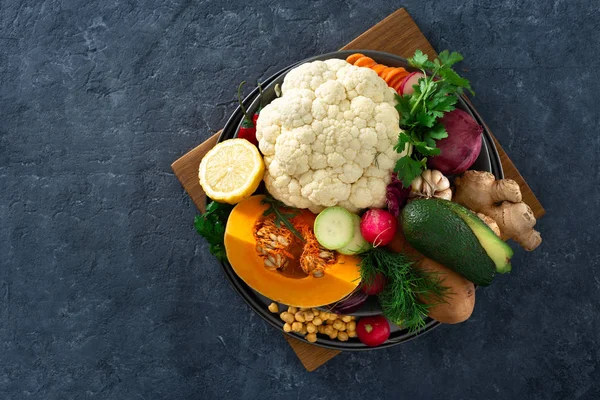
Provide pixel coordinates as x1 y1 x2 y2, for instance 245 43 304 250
410 169 452 201
476 213 501 237
454 171 542 251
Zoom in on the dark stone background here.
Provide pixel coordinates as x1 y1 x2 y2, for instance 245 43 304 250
1 0 598 399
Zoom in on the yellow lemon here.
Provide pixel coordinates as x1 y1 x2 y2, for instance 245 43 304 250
199 139 265 204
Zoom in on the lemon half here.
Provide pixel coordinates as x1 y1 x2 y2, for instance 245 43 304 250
198 139 265 204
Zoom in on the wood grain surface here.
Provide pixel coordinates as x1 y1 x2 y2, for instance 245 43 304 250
171 7 545 372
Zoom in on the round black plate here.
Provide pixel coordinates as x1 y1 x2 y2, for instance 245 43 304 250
217 50 503 350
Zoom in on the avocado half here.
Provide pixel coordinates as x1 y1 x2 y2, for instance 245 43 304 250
401 199 513 286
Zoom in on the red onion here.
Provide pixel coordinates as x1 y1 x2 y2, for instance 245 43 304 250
328 290 368 314
427 109 483 175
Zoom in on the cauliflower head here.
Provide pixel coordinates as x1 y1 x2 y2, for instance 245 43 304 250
256 59 408 213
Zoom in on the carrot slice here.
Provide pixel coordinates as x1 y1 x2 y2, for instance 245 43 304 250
354 56 377 68
384 68 408 84
380 67 396 80
346 53 365 65
388 72 410 89
371 64 387 75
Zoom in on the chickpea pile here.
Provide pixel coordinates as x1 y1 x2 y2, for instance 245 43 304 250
268 303 357 343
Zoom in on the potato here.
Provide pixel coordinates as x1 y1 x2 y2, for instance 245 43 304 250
387 229 476 324
416 258 475 324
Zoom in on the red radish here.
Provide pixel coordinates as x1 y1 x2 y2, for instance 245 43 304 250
427 108 483 175
399 72 425 96
356 316 391 347
361 273 386 295
360 209 398 247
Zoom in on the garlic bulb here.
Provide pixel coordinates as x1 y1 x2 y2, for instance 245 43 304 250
409 169 452 201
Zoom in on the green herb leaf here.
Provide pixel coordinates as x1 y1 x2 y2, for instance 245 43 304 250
359 248 449 333
394 132 412 153
427 92 458 114
394 49 472 182
416 112 437 128
395 95 413 126
261 196 304 241
394 156 423 187
414 142 441 157
427 123 449 140
209 243 227 261
437 68 473 93
438 50 464 67
409 49 429 69
194 201 234 261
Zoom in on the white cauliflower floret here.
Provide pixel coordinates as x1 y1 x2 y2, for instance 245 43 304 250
256 59 407 213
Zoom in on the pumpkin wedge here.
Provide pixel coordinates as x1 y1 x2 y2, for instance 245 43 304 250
224 195 362 307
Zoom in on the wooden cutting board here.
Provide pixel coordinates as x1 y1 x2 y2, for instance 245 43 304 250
171 7 545 372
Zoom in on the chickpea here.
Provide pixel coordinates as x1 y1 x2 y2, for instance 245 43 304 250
300 307 309 311
312 309 320 316
294 311 305 322
328 313 338 321
328 329 338 340
300 324 308 335
280 312 295 324
326 319 335 325
306 322 316 333
312 317 323 326
317 325 326 334
304 311 314 322
338 331 349 342
346 321 356 332
291 322 303 332
341 315 352 323
347 330 357 338
288 306 298 314
323 325 333 336
332 320 344 331
283 323 292 332
306 333 317 343
268 303 279 313
319 312 329 320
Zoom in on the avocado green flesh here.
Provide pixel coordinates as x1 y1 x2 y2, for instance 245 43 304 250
401 199 496 286
443 202 514 274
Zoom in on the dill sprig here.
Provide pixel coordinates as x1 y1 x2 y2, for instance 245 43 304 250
359 247 449 332
261 196 304 241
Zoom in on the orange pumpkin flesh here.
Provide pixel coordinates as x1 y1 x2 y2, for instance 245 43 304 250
224 195 362 307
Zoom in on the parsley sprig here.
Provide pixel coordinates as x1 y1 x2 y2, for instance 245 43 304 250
394 50 473 186
194 201 234 261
